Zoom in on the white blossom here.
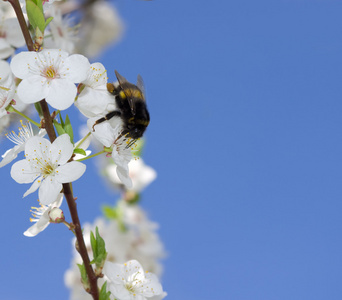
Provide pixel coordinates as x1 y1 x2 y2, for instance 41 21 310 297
24 193 63 237
0 121 46 168
44 7 78 53
87 119 134 188
10 134 86 205
65 203 166 300
0 11 25 59
103 260 164 300
75 62 116 118
10 49 90 110
75 1 124 58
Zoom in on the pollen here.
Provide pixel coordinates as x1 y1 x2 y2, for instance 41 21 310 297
45 66 56 78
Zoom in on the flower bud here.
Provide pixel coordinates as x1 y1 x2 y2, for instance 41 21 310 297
49 208 65 223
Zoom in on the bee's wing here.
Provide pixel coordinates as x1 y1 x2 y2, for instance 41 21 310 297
115 70 136 114
136 74 146 101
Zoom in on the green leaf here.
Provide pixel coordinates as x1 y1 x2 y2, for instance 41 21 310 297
58 111 65 127
102 205 118 219
35 0 43 12
64 115 74 143
90 230 97 257
26 0 45 32
45 16 53 29
73 148 87 156
53 120 66 136
99 282 111 300
96 227 106 255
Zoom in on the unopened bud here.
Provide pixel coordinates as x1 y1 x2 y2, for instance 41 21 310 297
49 208 65 223
34 27 44 50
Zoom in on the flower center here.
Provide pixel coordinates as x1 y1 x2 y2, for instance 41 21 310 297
43 163 55 175
45 66 57 79
125 283 136 294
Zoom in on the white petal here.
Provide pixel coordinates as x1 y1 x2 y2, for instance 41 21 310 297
10 51 37 79
143 273 163 297
23 176 43 197
0 38 14 59
4 18 25 48
50 134 73 165
46 78 76 110
16 76 49 104
64 54 90 83
74 134 92 151
24 212 50 237
124 260 144 279
11 160 39 183
108 284 132 300
38 177 62 205
25 136 51 159
103 261 125 284
51 193 64 207
0 146 20 168
117 166 132 189
76 87 115 117
55 161 86 183
0 60 11 82
87 118 116 147
83 62 108 87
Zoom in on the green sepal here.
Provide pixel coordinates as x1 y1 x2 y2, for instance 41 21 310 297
64 115 74 143
77 263 90 290
26 0 45 32
34 102 43 118
53 120 66 136
99 282 111 300
45 16 53 28
74 148 87 156
127 193 141 205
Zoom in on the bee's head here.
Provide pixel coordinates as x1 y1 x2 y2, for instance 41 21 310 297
127 124 147 139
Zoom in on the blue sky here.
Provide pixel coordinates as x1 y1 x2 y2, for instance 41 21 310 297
1 0 342 299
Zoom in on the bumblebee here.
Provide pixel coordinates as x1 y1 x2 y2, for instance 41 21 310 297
92 70 150 140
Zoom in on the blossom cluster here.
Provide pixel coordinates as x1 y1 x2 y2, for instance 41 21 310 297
0 0 165 299
65 201 166 300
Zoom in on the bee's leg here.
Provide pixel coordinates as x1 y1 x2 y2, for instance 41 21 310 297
92 111 121 131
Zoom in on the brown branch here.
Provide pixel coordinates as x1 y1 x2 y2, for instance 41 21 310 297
7 1 99 299
7 0 34 51
63 183 99 298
